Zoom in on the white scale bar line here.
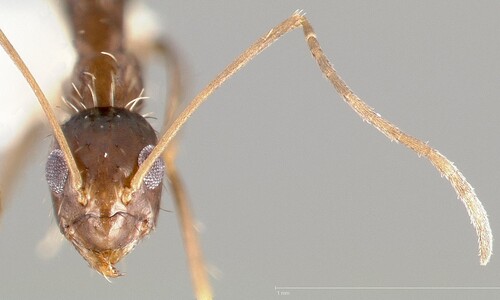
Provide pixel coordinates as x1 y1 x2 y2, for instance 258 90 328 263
275 286 500 290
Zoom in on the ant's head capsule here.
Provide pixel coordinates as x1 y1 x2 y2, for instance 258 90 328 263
48 107 163 277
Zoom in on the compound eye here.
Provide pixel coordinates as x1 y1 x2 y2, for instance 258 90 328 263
45 149 69 194
138 145 165 189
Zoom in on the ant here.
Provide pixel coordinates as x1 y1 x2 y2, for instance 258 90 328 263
0 1 493 299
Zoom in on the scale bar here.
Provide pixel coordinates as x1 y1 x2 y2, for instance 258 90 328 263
275 286 500 290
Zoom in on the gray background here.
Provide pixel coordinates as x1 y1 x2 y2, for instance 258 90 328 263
1 1 500 299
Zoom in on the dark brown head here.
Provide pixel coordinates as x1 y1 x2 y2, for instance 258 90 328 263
45 107 164 277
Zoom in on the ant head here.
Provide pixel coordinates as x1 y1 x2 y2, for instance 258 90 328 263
45 107 164 277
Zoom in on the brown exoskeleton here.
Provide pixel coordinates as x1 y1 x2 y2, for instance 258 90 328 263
1 1 211 297
45 1 164 277
0 1 493 299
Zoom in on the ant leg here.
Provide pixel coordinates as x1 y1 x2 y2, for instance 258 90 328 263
164 143 213 300
0 30 82 197
0 116 44 223
153 39 213 300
